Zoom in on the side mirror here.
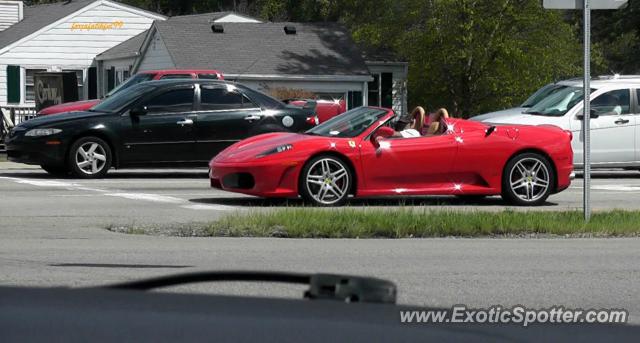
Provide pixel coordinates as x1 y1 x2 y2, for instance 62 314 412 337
370 126 395 148
130 106 148 116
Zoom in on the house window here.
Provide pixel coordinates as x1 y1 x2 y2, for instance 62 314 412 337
66 70 84 99
347 91 363 110
106 67 115 92
367 72 393 108
25 69 46 102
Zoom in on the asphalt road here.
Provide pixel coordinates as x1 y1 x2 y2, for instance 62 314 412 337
1 162 639 323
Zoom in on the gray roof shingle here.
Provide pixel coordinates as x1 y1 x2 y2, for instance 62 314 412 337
0 0 97 50
97 11 262 61
153 21 370 76
96 30 147 60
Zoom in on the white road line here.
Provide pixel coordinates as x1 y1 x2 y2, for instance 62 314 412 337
105 193 184 204
180 204 236 211
50 194 104 197
592 185 640 192
0 177 76 188
0 176 237 212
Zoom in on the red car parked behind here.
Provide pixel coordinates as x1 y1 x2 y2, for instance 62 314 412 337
38 69 224 115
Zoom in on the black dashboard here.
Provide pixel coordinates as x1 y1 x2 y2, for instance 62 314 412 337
1 286 638 342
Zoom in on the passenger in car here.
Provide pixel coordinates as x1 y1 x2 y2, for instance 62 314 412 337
393 106 426 138
425 108 450 136
380 106 450 143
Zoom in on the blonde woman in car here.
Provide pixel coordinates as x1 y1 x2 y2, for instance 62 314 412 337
425 108 450 135
394 106 426 138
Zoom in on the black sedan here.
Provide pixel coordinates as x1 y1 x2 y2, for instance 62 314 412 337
5 80 317 178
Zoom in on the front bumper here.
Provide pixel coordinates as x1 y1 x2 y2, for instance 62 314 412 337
209 160 302 198
5 136 67 166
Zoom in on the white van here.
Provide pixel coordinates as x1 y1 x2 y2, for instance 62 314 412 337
476 77 640 169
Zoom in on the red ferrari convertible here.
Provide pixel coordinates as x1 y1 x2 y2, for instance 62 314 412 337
209 107 573 206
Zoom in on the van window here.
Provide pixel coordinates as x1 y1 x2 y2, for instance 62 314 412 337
591 89 630 116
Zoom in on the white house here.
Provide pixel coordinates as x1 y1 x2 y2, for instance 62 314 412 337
97 12 409 114
0 0 164 111
94 12 259 97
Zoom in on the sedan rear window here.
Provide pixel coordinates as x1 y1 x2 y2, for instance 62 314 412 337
160 74 192 80
200 87 255 111
198 74 220 80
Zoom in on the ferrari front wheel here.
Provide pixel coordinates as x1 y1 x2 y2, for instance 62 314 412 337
300 155 352 206
502 153 555 206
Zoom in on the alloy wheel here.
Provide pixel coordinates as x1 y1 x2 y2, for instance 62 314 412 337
305 158 350 205
75 142 107 175
509 157 550 202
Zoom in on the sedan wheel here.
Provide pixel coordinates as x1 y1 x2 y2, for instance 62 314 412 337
300 156 351 206
502 153 554 206
68 137 112 179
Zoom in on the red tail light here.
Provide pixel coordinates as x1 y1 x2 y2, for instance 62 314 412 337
306 116 319 126
565 130 573 140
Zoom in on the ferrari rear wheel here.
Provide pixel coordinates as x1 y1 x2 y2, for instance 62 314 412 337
300 155 351 206
502 153 555 206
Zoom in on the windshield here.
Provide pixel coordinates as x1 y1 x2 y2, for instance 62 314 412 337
521 84 569 107
524 86 594 116
105 73 155 98
306 107 389 138
92 83 154 112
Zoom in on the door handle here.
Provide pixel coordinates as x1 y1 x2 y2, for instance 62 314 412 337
244 115 261 121
177 119 194 126
615 119 630 125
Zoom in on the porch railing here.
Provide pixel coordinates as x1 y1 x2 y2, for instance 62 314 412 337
1 106 38 145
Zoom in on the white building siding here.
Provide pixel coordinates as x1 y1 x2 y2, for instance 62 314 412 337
137 31 175 71
0 3 155 66
104 57 135 71
0 1 23 32
0 0 161 106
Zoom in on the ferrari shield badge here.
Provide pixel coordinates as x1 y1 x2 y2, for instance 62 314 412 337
348 140 356 148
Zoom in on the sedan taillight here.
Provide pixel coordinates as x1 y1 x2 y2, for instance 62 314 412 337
306 116 319 126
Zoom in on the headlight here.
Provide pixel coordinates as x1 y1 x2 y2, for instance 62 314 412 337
257 144 293 157
25 128 62 137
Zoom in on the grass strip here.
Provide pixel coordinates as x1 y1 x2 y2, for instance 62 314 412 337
198 209 640 238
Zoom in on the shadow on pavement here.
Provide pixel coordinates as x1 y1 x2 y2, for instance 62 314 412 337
0 170 208 180
189 196 558 208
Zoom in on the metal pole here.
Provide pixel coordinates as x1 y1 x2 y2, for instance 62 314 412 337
583 0 591 221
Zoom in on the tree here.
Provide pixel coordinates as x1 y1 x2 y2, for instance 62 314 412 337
590 2 640 74
23 0 589 117
343 0 583 117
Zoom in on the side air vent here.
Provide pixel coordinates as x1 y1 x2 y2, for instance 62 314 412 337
284 25 297 35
